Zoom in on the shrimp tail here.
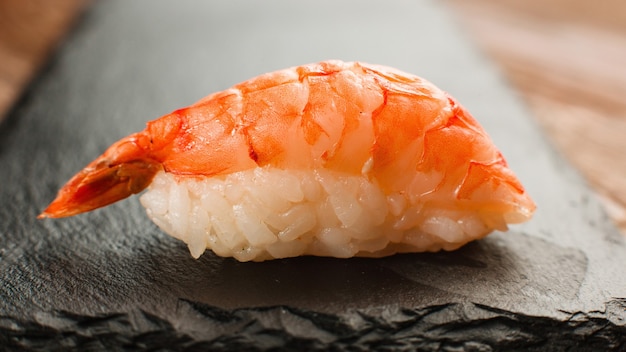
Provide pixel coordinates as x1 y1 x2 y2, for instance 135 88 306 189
38 133 161 219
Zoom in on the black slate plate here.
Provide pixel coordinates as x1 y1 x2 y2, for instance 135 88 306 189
1 1 625 350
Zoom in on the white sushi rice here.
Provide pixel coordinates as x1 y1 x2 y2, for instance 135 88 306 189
139 167 499 261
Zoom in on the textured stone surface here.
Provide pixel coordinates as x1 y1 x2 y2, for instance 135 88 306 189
2 300 625 351
0 0 625 350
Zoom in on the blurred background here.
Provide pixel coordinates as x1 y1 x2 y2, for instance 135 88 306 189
446 0 626 235
1 0 624 234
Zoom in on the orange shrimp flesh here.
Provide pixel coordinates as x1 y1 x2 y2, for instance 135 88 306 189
40 60 535 226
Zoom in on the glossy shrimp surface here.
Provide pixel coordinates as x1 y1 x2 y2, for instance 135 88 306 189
40 61 535 252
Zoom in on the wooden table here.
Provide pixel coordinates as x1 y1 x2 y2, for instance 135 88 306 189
0 0 87 118
1 0 625 234
445 0 626 233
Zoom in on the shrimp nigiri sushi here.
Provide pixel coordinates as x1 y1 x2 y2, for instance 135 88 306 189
40 60 535 262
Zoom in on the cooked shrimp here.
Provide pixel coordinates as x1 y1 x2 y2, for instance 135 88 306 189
40 60 535 261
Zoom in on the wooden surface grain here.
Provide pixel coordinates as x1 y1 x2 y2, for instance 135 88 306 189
446 0 626 234
0 0 624 233
0 0 87 118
